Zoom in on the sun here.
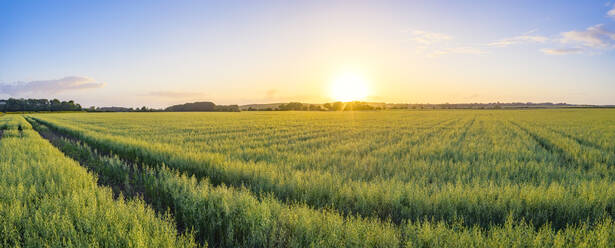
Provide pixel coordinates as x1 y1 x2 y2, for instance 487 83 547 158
330 72 369 102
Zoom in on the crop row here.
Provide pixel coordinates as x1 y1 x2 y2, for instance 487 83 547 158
29 110 615 229
29 116 615 247
0 115 196 247
37 112 614 184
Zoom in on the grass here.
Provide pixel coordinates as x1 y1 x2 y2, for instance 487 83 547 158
5 109 615 247
0 115 197 247
29 110 615 228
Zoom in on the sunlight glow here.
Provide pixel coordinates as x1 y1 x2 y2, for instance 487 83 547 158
330 72 370 102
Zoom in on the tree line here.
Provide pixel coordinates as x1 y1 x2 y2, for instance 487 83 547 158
86 106 163 112
0 99 241 113
0 98 82 112
247 101 383 111
165 101 240 112
4 98 598 113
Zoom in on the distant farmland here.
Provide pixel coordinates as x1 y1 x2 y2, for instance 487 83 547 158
3 109 615 247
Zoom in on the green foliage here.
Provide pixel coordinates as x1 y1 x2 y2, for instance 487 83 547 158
278 102 306 111
0 98 82 112
29 110 615 229
0 115 196 247
30 117 615 247
165 101 240 112
32 122 400 247
22 109 615 246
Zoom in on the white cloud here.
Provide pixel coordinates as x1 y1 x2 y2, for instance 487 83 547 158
0 76 105 96
561 24 615 49
535 2 615 55
410 30 452 45
405 29 485 57
489 30 549 47
540 48 583 55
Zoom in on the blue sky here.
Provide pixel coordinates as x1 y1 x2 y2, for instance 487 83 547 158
1 0 615 107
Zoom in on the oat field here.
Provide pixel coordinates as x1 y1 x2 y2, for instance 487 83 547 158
3 109 615 247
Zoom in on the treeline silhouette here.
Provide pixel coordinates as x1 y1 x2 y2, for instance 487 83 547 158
0 98 81 112
85 106 162 112
3 98 607 113
86 102 240 112
165 101 240 112
387 102 604 109
245 101 611 111
248 101 382 111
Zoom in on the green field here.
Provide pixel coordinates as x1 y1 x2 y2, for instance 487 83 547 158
3 109 615 247
0 115 197 247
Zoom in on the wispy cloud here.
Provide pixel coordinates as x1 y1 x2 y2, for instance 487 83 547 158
144 91 207 99
540 48 583 55
429 47 486 57
405 29 485 57
560 24 615 49
449 7 615 56
608 5 615 19
489 30 549 47
409 30 452 45
539 22 615 55
0 76 105 96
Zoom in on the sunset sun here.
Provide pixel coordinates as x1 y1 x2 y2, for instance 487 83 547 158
330 72 370 102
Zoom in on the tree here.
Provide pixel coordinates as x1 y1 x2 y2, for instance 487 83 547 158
278 102 304 111
0 98 82 112
331 102 344 111
323 103 332 111
165 101 239 112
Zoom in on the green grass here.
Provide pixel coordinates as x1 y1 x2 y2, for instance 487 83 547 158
0 115 197 247
11 109 615 247
29 110 615 227
25 114 615 247
29 120 401 247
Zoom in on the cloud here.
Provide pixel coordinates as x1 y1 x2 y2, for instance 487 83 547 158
410 30 452 45
145 91 206 99
489 30 549 47
0 76 105 96
609 6 615 18
405 29 485 57
540 48 583 55
541 24 615 55
429 47 486 57
560 24 615 48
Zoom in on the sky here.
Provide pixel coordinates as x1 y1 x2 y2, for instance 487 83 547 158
1 0 615 108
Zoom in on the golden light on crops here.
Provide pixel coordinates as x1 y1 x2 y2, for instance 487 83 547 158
329 71 370 102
